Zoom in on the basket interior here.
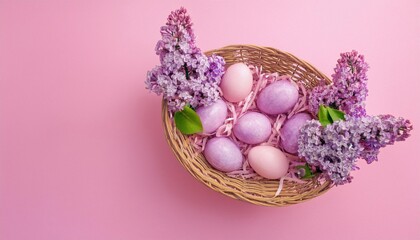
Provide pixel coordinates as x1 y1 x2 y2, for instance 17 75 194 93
162 45 333 206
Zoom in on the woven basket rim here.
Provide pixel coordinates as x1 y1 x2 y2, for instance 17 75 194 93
205 44 332 85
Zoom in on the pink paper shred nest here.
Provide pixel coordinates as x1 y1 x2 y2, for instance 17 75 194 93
189 65 312 187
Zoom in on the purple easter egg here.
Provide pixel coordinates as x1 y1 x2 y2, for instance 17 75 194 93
256 80 299 115
204 137 243 172
280 112 312 154
196 99 228 134
233 112 272 144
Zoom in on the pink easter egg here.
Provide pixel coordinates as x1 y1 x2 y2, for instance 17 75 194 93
220 63 253 103
248 145 290 179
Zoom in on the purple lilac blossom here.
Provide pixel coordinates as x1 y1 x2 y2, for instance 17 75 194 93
145 7 225 113
298 115 412 185
308 50 369 117
357 115 413 164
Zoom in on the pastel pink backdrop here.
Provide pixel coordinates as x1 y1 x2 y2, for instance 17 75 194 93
1 0 419 239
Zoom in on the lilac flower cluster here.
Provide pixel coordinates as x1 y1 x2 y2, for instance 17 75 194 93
309 50 369 117
298 120 361 185
298 115 412 185
145 7 225 112
357 115 413 164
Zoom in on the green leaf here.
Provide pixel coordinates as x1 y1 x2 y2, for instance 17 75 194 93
296 164 315 179
174 105 203 135
318 105 333 127
327 107 345 122
318 105 346 127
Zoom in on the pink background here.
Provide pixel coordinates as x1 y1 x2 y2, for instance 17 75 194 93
1 0 419 239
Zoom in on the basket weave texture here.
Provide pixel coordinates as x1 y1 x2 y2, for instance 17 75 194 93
162 45 333 206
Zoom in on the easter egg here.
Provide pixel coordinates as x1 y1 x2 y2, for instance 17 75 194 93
204 137 243 172
280 113 312 154
196 99 228 134
220 63 253 103
256 80 299 115
233 112 272 144
248 145 290 179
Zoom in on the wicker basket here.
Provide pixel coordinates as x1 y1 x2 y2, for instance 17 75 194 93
162 45 333 207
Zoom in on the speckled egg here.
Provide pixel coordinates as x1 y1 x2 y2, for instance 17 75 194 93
204 137 243 172
280 112 312 154
256 80 299 115
233 112 272 144
196 99 228 134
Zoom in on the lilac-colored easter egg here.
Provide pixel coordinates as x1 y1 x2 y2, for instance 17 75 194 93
196 99 228 134
233 112 272 144
204 137 243 172
256 80 299 115
248 145 290 179
280 112 312 154
220 63 253 103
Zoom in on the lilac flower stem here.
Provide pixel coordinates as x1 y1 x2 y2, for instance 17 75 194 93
183 63 190 80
